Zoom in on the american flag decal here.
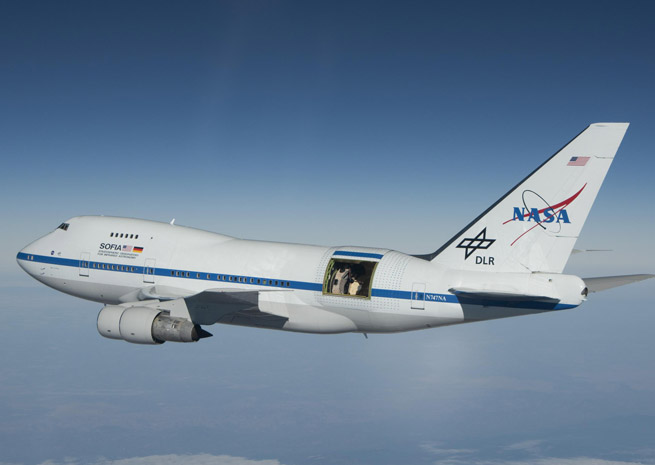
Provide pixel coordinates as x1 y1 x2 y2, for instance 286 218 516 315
568 156 590 166
122 245 133 252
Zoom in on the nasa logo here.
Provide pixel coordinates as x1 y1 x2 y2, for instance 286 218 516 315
511 207 571 224
503 184 586 246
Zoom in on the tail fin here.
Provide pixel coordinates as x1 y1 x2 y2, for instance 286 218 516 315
425 123 629 273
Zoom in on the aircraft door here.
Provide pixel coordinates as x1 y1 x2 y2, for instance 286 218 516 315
143 258 156 283
79 252 90 277
411 282 426 310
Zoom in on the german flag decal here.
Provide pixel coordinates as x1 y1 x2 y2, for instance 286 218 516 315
133 247 144 253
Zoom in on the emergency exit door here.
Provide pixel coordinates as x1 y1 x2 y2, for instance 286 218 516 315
143 258 156 283
411 282 426 310
79 252 90 277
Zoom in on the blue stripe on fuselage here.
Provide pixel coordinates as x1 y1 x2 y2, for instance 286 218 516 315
16 252 575 310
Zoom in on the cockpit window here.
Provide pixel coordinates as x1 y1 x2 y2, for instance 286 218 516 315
323 259 377 298
57 223 70 231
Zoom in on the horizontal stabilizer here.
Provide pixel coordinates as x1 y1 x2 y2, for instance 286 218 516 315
583 274 655 293
448 287 560 303
571 249 611 255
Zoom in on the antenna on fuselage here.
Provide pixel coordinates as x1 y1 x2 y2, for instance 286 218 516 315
170 218 176 225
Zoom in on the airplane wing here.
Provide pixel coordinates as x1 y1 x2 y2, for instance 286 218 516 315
217 307 289 330
183 288 260 324
147 287 290 328
583 274 654 293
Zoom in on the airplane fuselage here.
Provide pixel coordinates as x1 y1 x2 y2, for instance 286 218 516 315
17 216 583 335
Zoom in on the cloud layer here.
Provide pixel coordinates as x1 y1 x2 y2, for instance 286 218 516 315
4 454 285 465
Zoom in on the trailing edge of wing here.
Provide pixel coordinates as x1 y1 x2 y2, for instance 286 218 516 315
448 287 560 303
583 274 655 293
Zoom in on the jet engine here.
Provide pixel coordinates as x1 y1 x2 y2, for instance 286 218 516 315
97 305 212 344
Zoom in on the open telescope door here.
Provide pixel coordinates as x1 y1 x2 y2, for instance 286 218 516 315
323 253 380 299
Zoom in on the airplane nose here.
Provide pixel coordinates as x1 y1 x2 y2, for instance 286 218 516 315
17 235 49 276
17 248 26 267
16 246 34 274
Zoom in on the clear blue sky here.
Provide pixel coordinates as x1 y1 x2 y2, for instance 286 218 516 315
1 1 654 465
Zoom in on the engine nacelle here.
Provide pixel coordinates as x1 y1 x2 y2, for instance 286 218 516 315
97 305 211 344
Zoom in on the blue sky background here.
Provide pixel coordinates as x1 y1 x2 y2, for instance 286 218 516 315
1 1 654 464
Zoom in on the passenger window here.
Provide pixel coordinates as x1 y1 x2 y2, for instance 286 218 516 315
323 259 377 298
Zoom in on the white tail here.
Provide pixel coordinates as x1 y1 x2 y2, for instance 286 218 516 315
426 123 629 273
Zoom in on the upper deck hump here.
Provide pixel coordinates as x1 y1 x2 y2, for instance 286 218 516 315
65 215 235 243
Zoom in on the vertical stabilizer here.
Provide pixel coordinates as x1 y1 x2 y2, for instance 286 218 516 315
426 123 629 273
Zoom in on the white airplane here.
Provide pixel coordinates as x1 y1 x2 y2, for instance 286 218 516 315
17 123 653 345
